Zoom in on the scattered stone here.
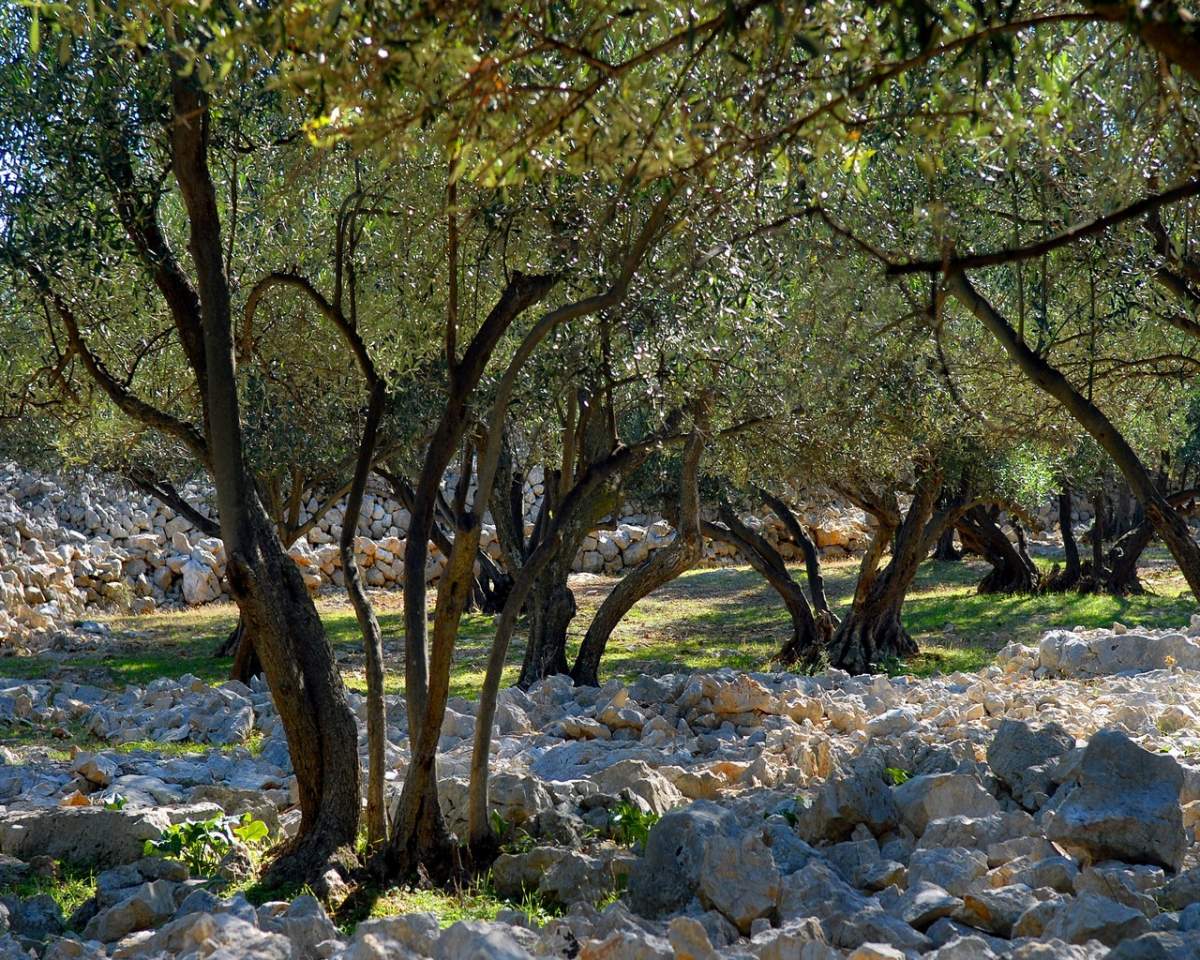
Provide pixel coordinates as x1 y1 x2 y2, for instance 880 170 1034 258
1044 729 1186 871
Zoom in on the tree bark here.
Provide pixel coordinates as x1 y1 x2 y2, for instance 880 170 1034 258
1089 490 1108 581
1048 486 1083 591
956 505 1040 594
756 487 836 621
385 273 558 881
228 617 263 682
571 411 708 688
933 526 962 562
520 574 576 684
828 471 957 674
947 271 1200 599
702 504 823 669
1104 521 1153 594
171 73 360 887
339 380 388 849
466 422 676 854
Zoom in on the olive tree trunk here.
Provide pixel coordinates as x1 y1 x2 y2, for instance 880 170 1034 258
701 505 823 669
571 411 708 688
956 505 1040 594
466 437 659 852
1047 485 1083 591
172 74 361 886
338 380 388 849
932 527 962 562
755 487 836 628
828 471 957 674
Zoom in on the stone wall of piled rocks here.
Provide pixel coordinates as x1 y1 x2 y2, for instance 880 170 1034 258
0 465 871 642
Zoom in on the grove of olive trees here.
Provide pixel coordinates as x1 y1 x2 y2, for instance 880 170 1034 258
3 3 1200 958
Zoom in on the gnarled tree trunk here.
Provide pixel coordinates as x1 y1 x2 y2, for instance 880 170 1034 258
1104 521 1152 594
932 527 962 562
949 271 1200 599
828 471 955 674
702 504 823 669
466 437 659 853
756 487 837 632
956 505 1040 594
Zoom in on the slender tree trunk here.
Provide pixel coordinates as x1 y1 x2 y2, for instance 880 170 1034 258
949 271 1200 599
385 273 561 881
851 520 893 610
467 440 658 853
1089 490 1108 581
172 74 360 887
1049 486 1083 590
571 411 708 687
756 487 836 622
956 505 1039 594
1013 521 1037 583
339 381 388 849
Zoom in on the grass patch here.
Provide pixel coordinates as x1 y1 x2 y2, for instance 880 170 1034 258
353 878 563 931
0 864 96 923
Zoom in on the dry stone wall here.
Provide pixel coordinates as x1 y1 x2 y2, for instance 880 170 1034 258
0 464 872 643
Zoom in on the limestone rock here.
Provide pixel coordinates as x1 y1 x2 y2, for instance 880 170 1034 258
893 773 1000 836
0 807 171 867
987 719 1075 810
628 801 738 919
697 829 780 934
1043 729 1185 871
1040 893 1151 946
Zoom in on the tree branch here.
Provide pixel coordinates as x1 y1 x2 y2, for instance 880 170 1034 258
888 177 1200 275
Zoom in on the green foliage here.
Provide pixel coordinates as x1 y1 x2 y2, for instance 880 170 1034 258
777 794 812 828
884 767 912 786
608 800 659 852
143 814 270 877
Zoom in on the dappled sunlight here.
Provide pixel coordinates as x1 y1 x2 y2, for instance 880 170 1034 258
43 555 1191 700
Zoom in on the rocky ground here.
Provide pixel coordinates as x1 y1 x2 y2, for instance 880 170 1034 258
2 621 1200 958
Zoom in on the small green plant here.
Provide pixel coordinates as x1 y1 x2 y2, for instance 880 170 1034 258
777 794 811 827
515 889 563 926
884 767 912 786
489 810 514 845
103 794 127 811
608 800 659 851
143 814 269 876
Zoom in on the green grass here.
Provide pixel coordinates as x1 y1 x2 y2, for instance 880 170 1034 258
0 864 96 924
3 550 1193 715
365 882 561 927
0 720 264 761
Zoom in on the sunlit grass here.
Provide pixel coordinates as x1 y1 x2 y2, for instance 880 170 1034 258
5 552 1194 710
0 864 96 927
